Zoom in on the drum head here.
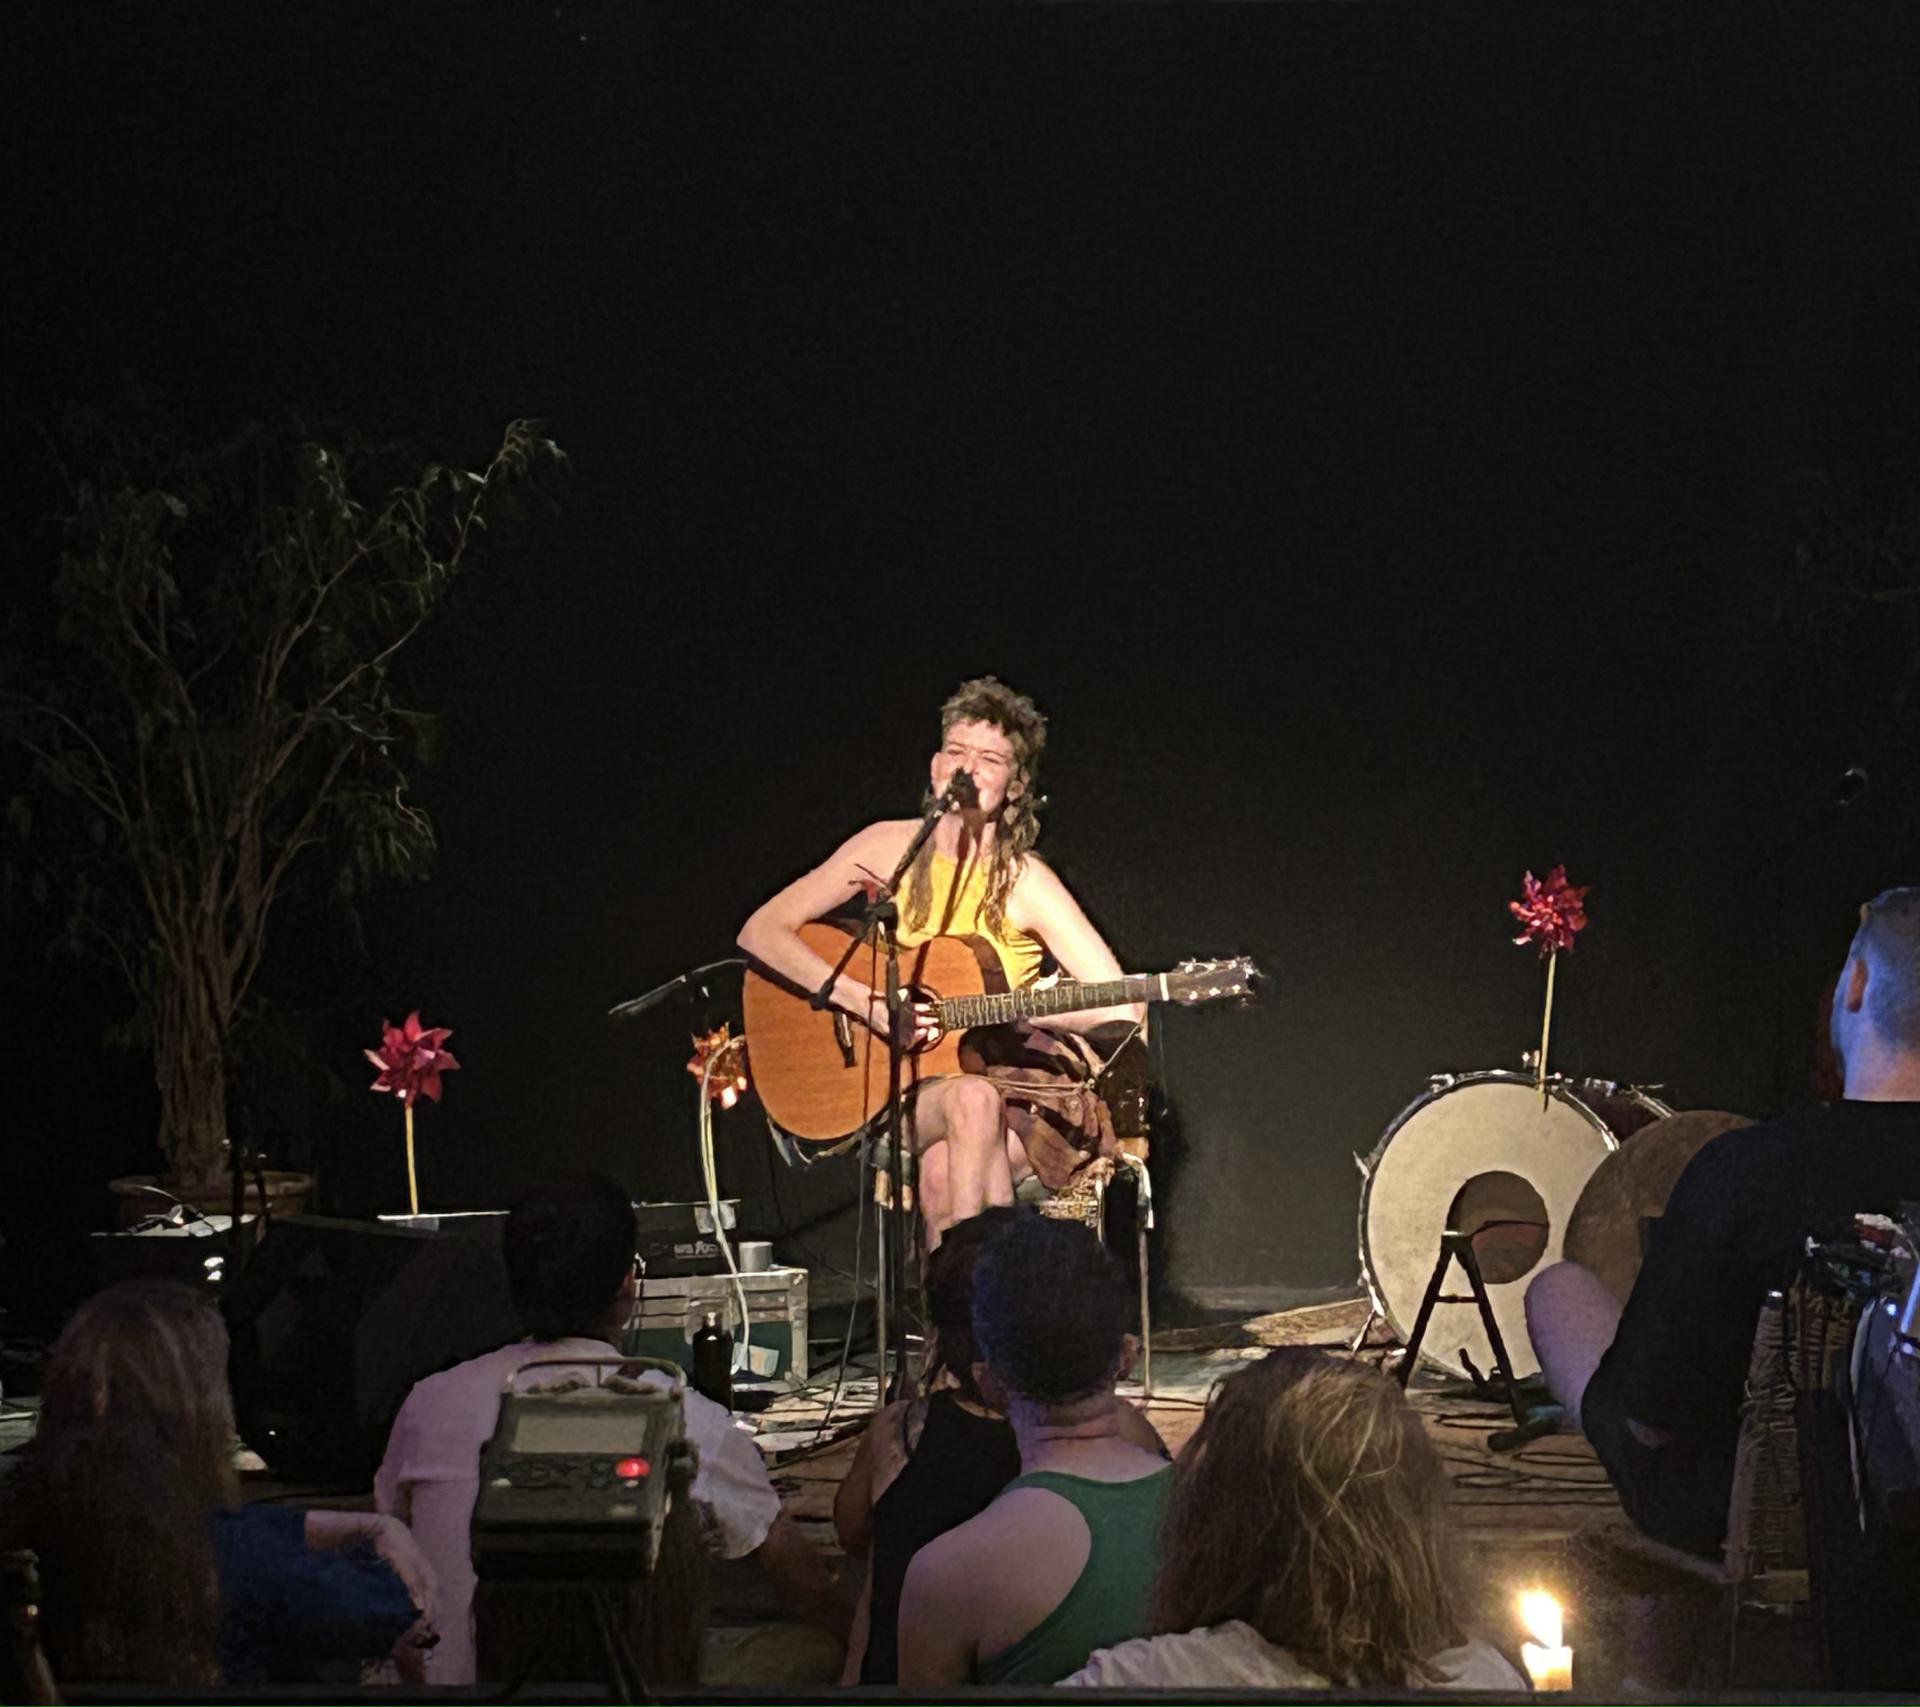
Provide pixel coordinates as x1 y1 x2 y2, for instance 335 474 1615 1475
1359 1072 1617 1380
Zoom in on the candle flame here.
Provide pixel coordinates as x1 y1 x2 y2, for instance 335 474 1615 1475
1519 1589 1562 1649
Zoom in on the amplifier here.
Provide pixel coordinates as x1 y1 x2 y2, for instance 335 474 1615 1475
632 1199 738 1277
374 1201 739 1278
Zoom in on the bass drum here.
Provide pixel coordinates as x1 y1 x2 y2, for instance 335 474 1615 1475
1357 1071 1672 1381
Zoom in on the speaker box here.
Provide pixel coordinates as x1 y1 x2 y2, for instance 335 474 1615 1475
226 1214 517 1483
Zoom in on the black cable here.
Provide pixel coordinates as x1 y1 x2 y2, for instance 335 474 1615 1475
591 1586 651 1703
807 1131 874 1449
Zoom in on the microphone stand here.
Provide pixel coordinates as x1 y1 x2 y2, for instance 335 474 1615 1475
810 773 973 1407
608 957 747 1022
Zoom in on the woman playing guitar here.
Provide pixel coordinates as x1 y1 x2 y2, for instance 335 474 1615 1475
737 677 1144 1246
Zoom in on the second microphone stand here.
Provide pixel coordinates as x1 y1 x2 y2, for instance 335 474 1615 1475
811 771 975 1406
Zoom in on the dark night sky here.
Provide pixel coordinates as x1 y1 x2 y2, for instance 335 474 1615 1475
5 3 1920 1327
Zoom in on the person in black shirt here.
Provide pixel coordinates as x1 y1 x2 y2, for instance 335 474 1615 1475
1526 886 1920 1557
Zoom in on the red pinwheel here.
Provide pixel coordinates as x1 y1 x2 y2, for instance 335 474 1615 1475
1507 867 1590 1102
1508 865 1591 957
366 1011 461 1107
367 1011 459 1215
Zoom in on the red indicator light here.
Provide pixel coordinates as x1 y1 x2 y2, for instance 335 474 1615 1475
615 1456 650 1480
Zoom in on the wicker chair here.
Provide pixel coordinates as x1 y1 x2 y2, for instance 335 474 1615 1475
1579 1272 1860 1686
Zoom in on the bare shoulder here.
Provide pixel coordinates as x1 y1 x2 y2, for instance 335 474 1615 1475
801 819 918 885
1007 848 1063 903
911 1490 1020 1578
843 818 920 856
829 818 919 868
1007 849 1093 935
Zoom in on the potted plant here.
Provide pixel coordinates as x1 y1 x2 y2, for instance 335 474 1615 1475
3 411 562 1217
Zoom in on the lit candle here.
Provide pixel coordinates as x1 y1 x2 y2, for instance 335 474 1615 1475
1519 1589 1573 1691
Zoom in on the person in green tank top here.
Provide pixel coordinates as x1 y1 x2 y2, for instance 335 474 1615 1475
896 1213 1170 1687
738 677 1145 1244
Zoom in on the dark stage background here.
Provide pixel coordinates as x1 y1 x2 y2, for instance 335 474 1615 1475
5 4 1920 1332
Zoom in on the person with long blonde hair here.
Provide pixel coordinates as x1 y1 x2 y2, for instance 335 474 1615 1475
1066 1349 1524 1691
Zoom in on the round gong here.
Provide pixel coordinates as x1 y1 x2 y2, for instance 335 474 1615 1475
1562 1108 1756 1303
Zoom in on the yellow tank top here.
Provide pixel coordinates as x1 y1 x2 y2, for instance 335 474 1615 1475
894 845 1047 989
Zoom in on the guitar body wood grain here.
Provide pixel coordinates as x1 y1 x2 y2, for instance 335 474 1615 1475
742 921 1008 1142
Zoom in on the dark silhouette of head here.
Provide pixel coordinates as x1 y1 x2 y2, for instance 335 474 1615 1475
505 1172 637 1342
926 1206 1020 1403
1839 888 1920 1048
970 1210 1132 1408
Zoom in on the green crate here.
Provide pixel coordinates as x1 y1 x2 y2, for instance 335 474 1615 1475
620 1265 808 1381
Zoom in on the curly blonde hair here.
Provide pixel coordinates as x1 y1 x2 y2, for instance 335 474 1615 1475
1149 1349 1467 1686
902 675 1047 942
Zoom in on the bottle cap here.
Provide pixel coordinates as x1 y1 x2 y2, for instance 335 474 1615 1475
702 1310 720 1329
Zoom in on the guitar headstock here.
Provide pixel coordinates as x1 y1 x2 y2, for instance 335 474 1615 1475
1165 956 1264 1006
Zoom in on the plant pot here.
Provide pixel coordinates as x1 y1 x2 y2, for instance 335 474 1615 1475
108 1169 315 1231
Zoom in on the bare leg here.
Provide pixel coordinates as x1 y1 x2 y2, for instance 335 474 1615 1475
1005 1129 1033 1188
1524 1259 1623 1431
916 1142 951 1249
908 1076 1015 1239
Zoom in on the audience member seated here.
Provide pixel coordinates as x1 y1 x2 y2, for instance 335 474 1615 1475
1065 1349 1525 1690
897 1210 1169 1686
1527 885 1920 1558
835 1208 1020 1682
376 1170 844 1685
1 1280 427 1688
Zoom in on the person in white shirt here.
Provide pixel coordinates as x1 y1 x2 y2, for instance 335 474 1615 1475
1065 1348 1527 1693
375 1172 843 1685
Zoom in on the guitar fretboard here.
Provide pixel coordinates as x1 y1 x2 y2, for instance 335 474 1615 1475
939 976 1155 1032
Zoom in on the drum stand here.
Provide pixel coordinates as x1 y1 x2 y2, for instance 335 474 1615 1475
1394 1228 1533 1427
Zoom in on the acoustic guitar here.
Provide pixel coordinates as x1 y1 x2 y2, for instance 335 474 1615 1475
742 921 1261 1144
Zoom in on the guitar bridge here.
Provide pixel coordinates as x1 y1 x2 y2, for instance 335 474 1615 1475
832 1009 856 1068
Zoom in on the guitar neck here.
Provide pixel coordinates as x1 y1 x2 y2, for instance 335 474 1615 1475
938 976 1154 1033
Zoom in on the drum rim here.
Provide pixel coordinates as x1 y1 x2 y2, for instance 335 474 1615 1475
1355 1069 1623 1373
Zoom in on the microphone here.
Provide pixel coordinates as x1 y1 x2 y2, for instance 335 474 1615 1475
939 770 978 812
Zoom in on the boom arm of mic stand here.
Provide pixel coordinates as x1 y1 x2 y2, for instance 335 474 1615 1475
608 958 746 1021
810 797 949 1013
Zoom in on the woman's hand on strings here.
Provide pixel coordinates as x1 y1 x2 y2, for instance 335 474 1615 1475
866 992 942 1049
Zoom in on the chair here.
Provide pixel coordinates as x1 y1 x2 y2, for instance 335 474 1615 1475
1031 1142 1156 1397
1575 1270 1860 1688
